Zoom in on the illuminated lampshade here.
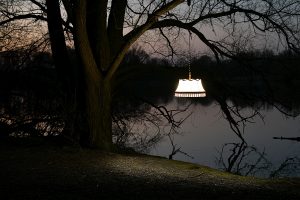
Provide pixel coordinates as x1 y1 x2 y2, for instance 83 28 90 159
175 73 206 97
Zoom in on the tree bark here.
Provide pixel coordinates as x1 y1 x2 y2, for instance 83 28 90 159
46 0 82 142
85 76 112 149
46 0 71 85
108 0 127 58
74 0 112 150
86 0 110 70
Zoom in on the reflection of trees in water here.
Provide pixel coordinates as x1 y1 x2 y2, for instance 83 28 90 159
188 51 300 177
269 157 300 178
213 92 300 177
213 93 300 177
216 142 300 178
112 97 192 153
216 142 271 176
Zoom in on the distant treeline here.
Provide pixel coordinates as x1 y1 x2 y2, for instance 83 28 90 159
1 47 300 106
117 47 300 108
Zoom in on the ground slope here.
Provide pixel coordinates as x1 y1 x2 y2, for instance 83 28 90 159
0 138 299 200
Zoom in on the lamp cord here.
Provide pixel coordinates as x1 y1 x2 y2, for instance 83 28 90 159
188 32 192 80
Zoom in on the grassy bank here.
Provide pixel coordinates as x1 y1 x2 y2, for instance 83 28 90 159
0 138 299 200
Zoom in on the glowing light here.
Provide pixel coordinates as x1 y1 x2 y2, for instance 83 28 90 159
175 78 206 97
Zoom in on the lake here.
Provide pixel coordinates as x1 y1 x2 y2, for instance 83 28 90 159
150 100 300 177
115 56 300 178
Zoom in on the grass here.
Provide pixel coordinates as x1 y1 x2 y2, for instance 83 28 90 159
0 137 299 200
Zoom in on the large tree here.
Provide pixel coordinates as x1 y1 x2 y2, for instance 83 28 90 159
1 0 300 150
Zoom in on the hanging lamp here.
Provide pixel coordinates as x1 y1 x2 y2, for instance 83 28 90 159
174 72 206 97
175 34 206 98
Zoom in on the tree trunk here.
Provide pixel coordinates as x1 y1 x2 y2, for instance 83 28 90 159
84 74 112 150
74 0 113 150
46 0 82 142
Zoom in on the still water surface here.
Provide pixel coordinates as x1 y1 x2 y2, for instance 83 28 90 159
150 100 300 177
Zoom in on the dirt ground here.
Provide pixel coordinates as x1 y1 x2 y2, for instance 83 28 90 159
0 138 299 200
